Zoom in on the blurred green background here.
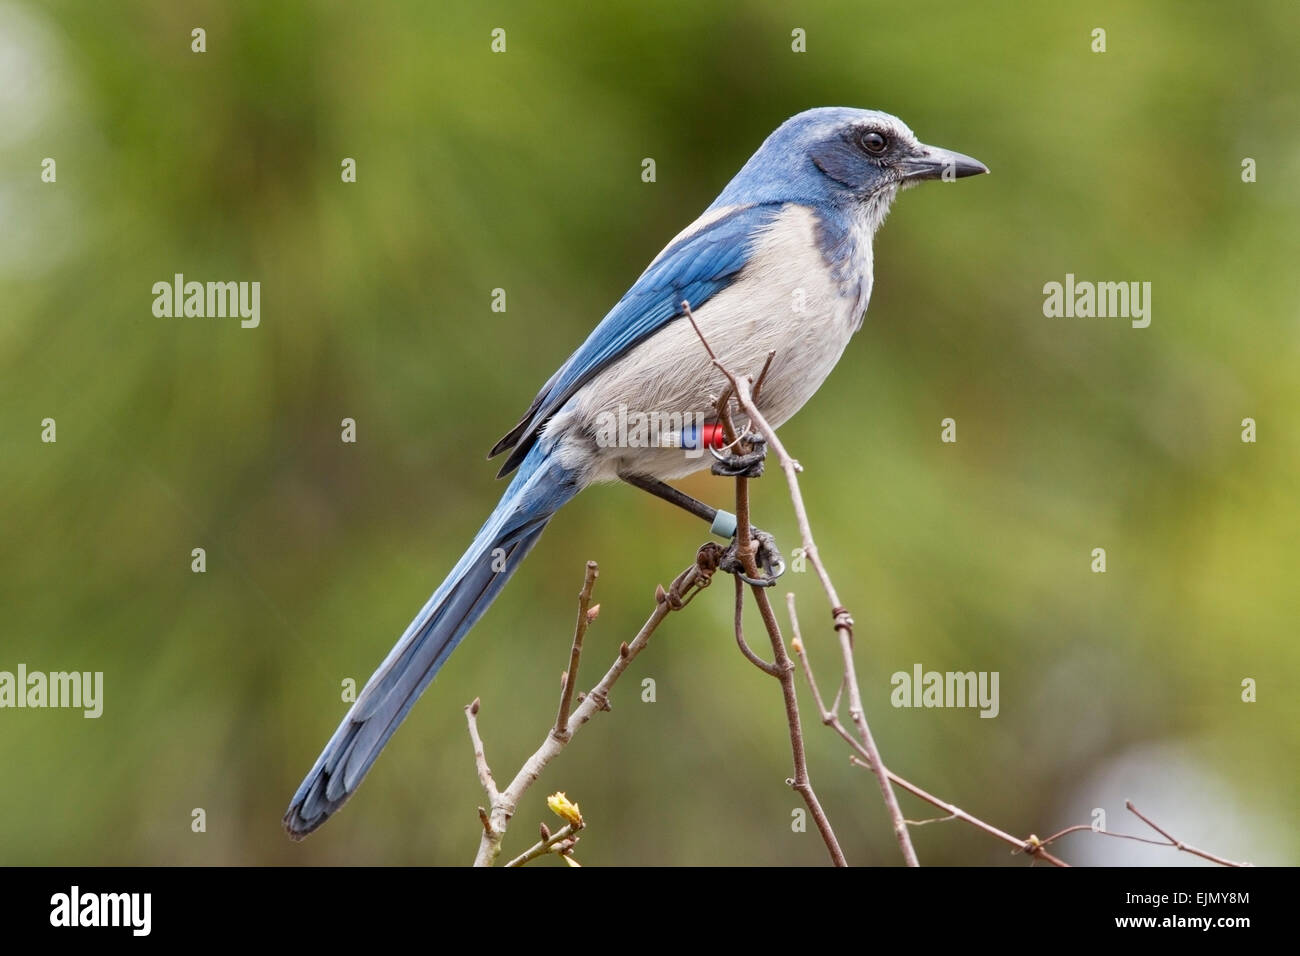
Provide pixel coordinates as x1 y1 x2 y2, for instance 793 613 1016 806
1 0 1296 866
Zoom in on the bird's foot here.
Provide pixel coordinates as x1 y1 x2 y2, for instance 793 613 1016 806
719 526 786 588
710 434 766 478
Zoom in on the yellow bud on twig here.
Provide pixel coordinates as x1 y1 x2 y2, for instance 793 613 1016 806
547 791 584 827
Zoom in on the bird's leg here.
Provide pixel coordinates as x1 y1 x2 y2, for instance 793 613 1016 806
618 470 785 587
709 433 767 479
619 472 730 534
710 429 783 585
718 525 786 587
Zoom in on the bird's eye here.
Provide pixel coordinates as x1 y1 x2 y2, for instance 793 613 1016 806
859 130 888 155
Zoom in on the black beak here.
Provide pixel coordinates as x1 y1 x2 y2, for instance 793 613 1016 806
898 144 989 182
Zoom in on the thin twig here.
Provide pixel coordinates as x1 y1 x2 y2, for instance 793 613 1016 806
746 577 845 866
504 821 583 867
735 375 916 866
1036 824 1179 851
791 594 1067 866
465 697 500 804
1125 801 1251 867
470 557 712 866
733 575 779 676
685 299 916 867
689 313 844 867
554 561 599 739
751 349 777 404
906 813 958 827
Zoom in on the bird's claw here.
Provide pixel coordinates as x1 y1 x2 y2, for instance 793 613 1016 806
710 434 767 478
719 526 786 588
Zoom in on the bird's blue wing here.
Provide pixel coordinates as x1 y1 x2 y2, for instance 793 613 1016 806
490 201 784 475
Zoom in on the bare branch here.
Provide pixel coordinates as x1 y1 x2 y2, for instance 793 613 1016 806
792 593 1067 866
554 561 599 739
684 299 916 867
733 575 780 676
682 307 845 866
1125 801 1251 867
504 821 583 867
461 299 1251 870
469 556 714 866
465 697 500 806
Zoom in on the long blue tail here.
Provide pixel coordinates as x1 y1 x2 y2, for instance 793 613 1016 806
283 446 583 838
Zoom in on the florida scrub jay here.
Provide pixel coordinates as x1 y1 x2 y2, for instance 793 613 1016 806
284 107 987 838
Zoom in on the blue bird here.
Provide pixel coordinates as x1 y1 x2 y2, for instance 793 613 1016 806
284 107 986 838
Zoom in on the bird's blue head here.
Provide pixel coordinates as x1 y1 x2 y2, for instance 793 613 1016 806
710 107 987 215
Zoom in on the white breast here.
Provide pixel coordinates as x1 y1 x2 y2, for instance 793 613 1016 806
547 203 875 482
